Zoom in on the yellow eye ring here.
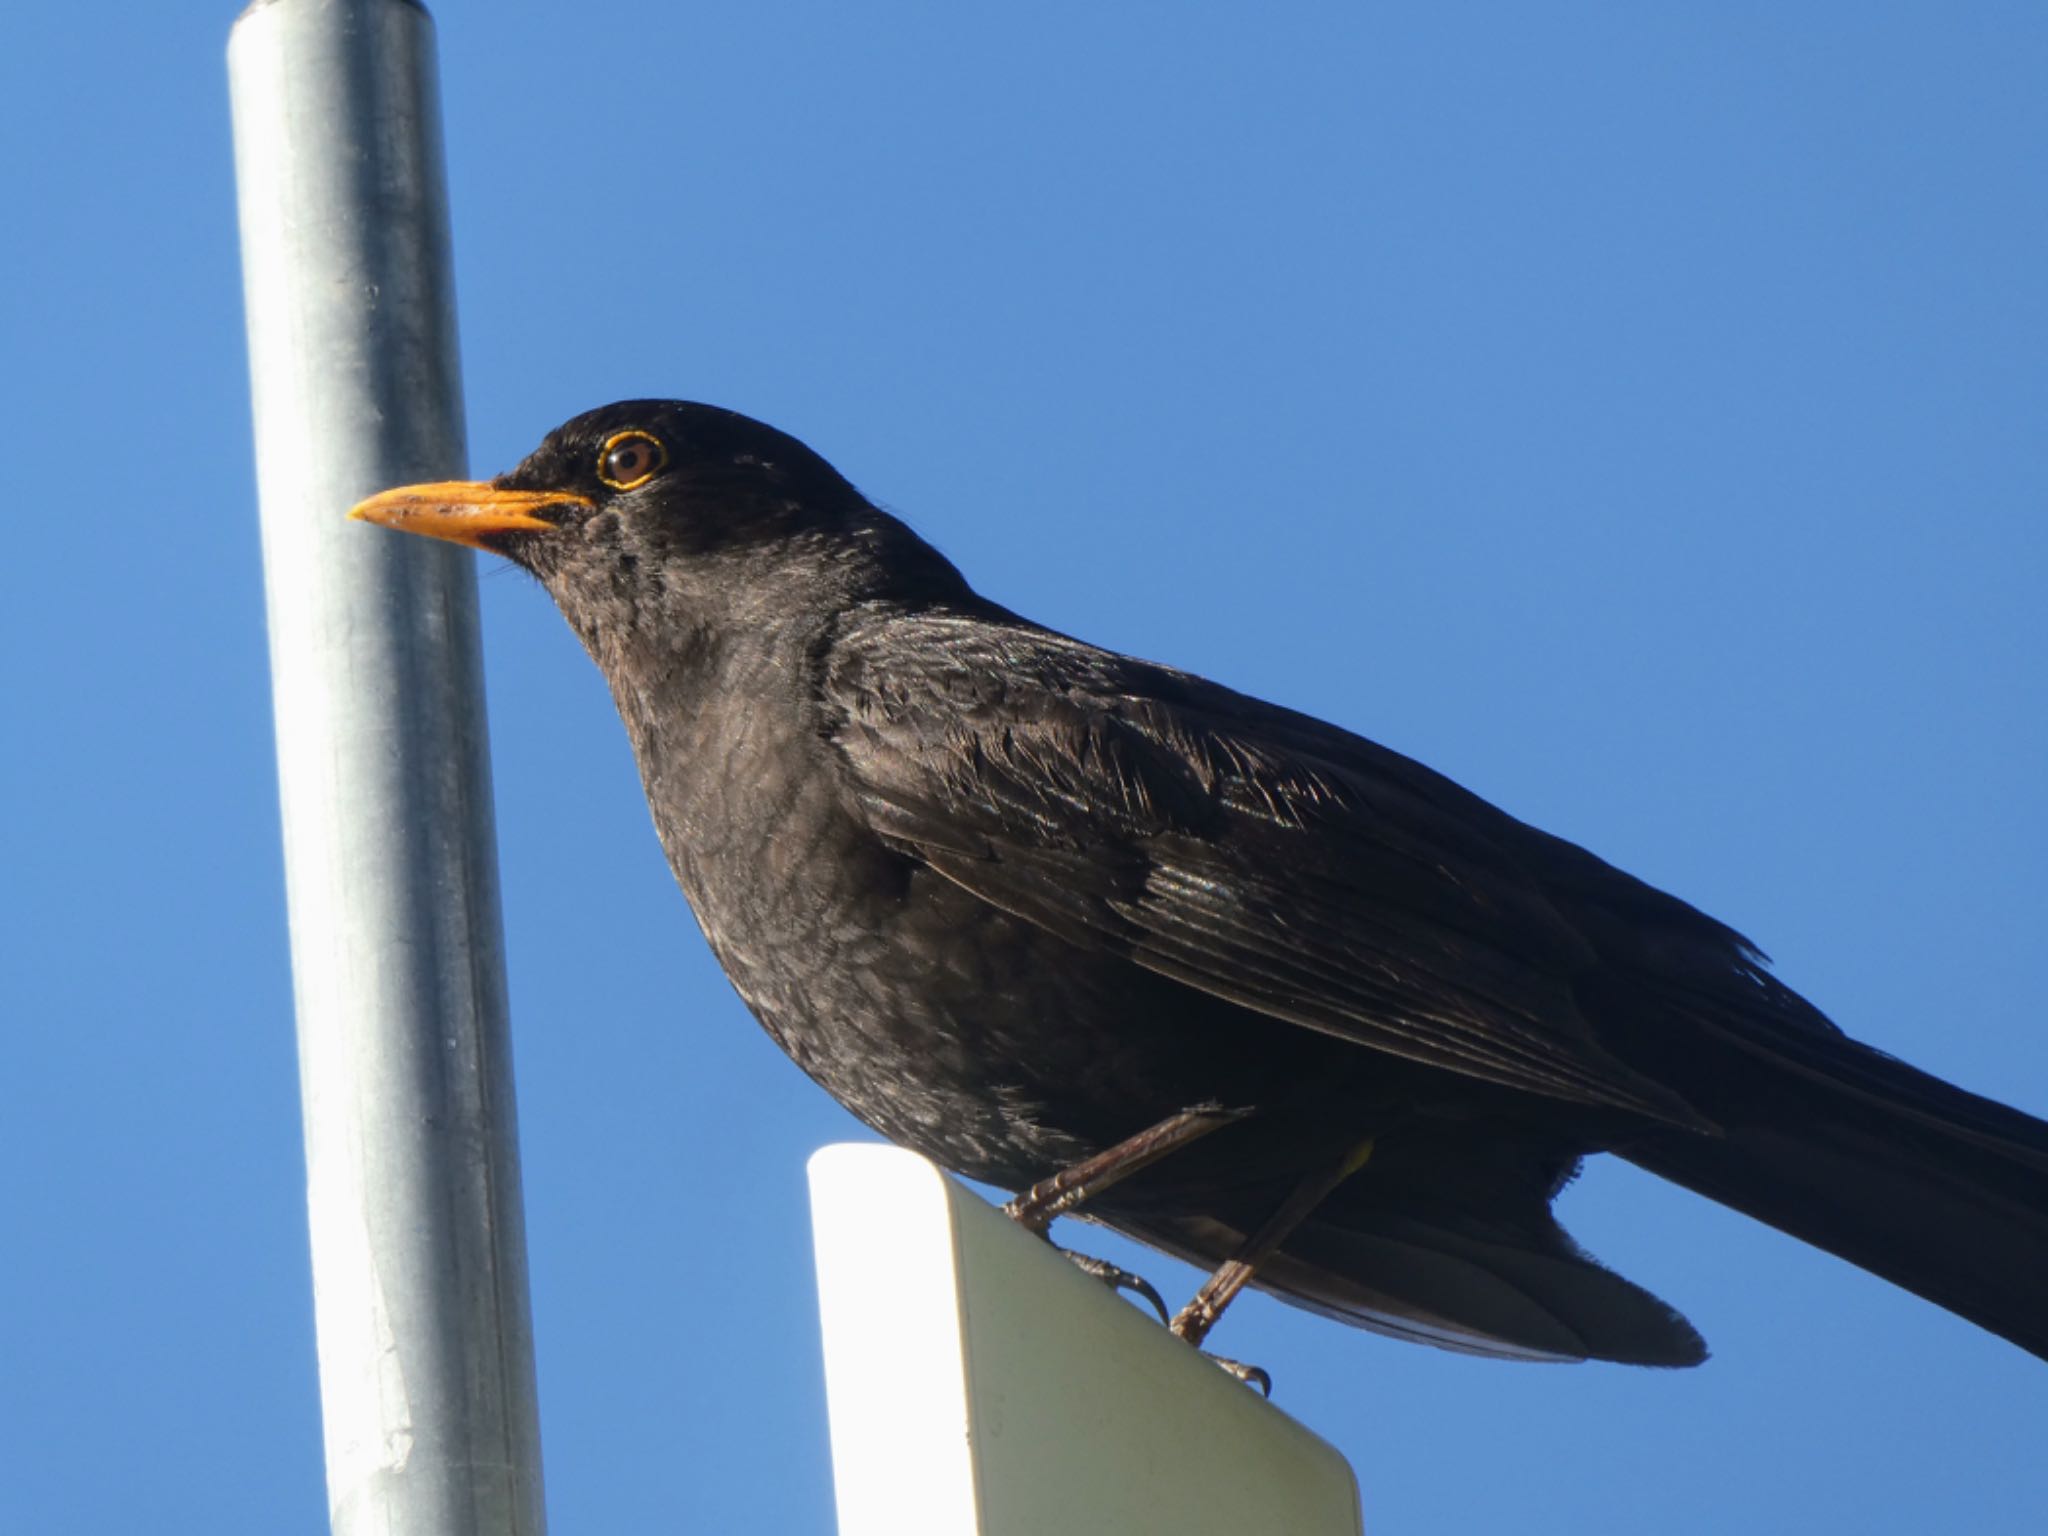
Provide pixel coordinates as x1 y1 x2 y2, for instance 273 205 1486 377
597 430 667 491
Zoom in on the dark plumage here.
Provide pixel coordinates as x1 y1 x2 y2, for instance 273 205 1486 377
353 399 2048 1367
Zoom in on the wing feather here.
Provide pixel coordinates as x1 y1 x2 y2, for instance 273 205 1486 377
825 607 1704 1124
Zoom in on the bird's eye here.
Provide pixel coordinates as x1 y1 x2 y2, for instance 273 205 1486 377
597 430 667 491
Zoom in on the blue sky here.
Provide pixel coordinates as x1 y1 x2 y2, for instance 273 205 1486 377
3 3 2043 1531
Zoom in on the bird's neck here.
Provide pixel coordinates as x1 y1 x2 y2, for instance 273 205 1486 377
589 603 847 930
573 592 798 750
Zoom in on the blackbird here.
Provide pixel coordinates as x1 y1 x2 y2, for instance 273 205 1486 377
353 400 2048 1368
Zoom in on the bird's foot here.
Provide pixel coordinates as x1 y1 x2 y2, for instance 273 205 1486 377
1055 1243 1266 1390
1168 1261 1249 1350
1203 1352 1272 1396
1057 1247 1169 1324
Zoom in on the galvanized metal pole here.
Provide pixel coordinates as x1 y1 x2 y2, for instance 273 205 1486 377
228 2 546 1532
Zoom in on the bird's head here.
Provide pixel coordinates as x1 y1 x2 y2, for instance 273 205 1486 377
350 400 968 645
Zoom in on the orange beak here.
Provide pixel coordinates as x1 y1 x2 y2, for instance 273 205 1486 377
348 481 595 552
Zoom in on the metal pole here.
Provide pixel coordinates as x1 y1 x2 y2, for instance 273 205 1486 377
228 3 546 1532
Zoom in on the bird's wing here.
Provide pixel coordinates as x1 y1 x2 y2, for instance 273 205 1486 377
822 607 1704 1123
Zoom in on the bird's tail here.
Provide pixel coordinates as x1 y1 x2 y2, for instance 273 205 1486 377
1118 985 2048 1365
1114 1117 1718 1367
1607 1015 2048 1361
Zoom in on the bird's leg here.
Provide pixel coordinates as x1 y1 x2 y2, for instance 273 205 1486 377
1170 1137 1377 1353
1003 1105 1249 1233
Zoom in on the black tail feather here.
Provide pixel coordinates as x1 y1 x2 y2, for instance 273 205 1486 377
1613 1033 2048 1361
1116 1205 1709 1366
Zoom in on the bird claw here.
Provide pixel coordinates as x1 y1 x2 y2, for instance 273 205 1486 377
1058 1248 1171 1324
1204 1352 1273 1396
1053 1246 1265 1392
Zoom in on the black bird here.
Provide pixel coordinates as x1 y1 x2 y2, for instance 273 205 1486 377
353 400 2048 1368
